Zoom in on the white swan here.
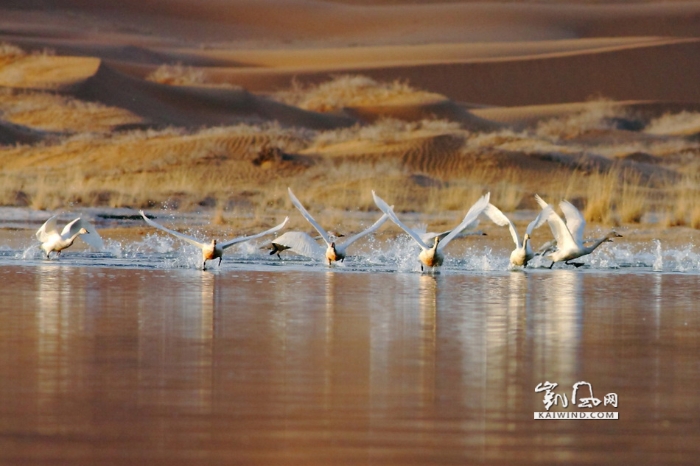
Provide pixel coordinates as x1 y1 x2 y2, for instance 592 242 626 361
534 194 622 268
140 210 288 270
372 190 490 271
482 203 552 268
36 215 104 259
287 187 389 265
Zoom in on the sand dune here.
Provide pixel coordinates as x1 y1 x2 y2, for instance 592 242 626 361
1 0 699 221
73 63 357 130
175 38 700 106
12 0 700 45
0 54 99 89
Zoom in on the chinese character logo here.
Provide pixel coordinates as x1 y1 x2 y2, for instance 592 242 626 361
536 381 618 411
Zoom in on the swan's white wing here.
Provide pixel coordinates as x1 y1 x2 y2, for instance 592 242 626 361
525 205 554 236
482 203 519 248
534 194 566 246
63 217 104 250
288 188 330 246
423 219 481 243
542 209 578 251
372 190 430 250
140 210 206 250
339 213 389 250
219 217 289 250
559 200 586 246
36 215 59 242
534 193 549 210
272 231 326 260
438 192 490 251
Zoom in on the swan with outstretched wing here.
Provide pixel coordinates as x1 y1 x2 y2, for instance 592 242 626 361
140 210 288 270
372 190 490 271
287 188 389 265
36 215 104 258
482 203 552 268
534 194 621 268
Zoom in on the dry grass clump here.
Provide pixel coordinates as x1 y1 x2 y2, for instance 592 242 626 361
583 169 618 225
661 171 700 228
146 63 237 88
146 63 206 86
0 122 312 210
531 167 653 227
273 75 444 113
582 168 652 225
617 171 649 223
535 99 626 140
0 42 25 59
644 111 700 136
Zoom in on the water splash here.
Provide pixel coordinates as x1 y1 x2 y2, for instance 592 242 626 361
653 239 663 272
1 229 700 274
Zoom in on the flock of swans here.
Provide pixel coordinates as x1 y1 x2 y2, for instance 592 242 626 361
34 188 622 271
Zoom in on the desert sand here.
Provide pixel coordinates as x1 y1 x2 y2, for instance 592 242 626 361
0 0 699 234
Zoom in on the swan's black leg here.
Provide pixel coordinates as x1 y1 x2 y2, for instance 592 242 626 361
548 261 555 269
218 257 222 266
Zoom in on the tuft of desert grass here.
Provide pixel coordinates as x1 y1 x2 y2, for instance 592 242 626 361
582 169 613 225
273 75 444 113
535 98 624 140
146 63 205 87
661 171 700 228
617 170 649 224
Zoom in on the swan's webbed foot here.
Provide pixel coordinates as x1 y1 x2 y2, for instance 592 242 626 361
565 261 585 268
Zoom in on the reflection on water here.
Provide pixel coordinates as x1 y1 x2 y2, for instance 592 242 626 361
1 266 700 465
534 271 582 383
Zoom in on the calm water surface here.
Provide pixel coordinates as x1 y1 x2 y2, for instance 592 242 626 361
1 264 699 465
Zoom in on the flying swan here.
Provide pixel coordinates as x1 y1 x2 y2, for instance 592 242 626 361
372 190 490 271
287 187 389 265
36 214 104 259
140 210 288 270
534 194 622 268
482 202 553 268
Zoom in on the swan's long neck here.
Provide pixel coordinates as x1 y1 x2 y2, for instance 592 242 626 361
64 230 84 247
583 233 615 254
